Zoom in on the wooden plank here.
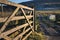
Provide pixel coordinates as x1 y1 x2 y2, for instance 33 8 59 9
0 0 34 10
0 17 7 22
22 31 32 40
0 7 19 34
0 36 12 40
13 26 33 40
30 11 32 15
0 0 7 2
0 15 33 22
0 21 33 36
21 8 34 32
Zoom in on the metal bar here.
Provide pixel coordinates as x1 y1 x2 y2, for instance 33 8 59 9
0 15 33 22
13 26 33 40
0 21 33 37
0 0 34 10
22 31 32 40
0 7 19 34
21 8 34 32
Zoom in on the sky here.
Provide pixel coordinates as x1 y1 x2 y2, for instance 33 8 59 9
9 0 32 3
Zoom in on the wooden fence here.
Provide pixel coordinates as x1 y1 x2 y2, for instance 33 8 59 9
0 0 34 40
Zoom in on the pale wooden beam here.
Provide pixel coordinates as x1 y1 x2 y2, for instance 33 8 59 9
22 31 32 40
0 21 33 37
0 15 33 22
0 36 12 40
0 17 7 22
13 26 33 40
30 11 32 15
23 20 27 32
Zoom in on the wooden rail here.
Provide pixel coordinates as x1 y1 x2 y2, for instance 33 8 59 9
22 31 32 40
13 27 33 40
0 21 33 36
0 15 33 22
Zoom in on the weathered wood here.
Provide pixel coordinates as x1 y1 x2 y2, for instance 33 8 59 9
22 31 32 40
0 15 33 22
21 8 34 32
23 20 27 32
0 0 34 40
0 36 12 40
0 17 7 22
30 11 32 15
0 21 33 36
0 7 19 34
0 0 7 2
0 0 34 10
13 26 33 40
